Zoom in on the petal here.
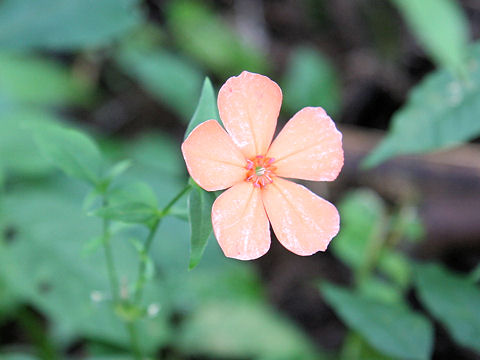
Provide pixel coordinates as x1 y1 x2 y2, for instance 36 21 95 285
212 182 270 260
263 178 339 256
218 71 282 159
182 120 246 191
267 107 343 181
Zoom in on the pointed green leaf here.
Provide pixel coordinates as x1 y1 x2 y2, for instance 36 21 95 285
357 277 404 305
364 42 480 167
188 184 215 269
390 0 469 70
320 283 433 360
184 77 218 139
414 263 480 353
105 159 132 181
32 123 103 185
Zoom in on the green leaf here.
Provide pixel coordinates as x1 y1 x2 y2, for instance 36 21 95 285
188 184 215 270
378 251 412 290
341 333 394 360
0 0 142 51
0 53 92 107
364 42 480 167
0 109 57 177
0 179 171 351
94 182 159 226
390 0 469 69
332 190 413 289
116 45 204 121
104 159 132 182
357 277 403 305
177 301 320 359
184 77 218 139
283 46 341 116
320 283 433 360
32 122 104 185
414 263 480 353
168 0 269 76
332 189 387 271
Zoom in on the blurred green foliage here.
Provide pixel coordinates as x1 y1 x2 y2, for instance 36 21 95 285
365 42 480 167
0 0 141 51
117 40 204 122
326 189 480 360
167 0 269 77
321 283 433 360
283 46 341 116
414 264 480 353
0 121 322 358
0 53 92 107
391 0 469 70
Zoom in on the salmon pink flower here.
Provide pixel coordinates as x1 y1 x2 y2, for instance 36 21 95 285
182 71 344 260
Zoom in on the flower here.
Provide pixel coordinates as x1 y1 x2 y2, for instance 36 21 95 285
182 71 344 260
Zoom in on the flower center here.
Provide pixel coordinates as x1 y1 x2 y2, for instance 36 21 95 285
255 166 266 176
245 155 276 188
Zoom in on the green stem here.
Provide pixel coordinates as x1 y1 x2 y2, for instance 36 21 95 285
133 217 161 304
160 183 193 217
132 184 192 304
126 321 143 360
101 206 120 304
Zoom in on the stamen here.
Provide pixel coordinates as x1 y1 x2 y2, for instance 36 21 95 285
245 156 276 189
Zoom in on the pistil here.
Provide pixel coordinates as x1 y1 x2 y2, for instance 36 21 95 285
245 155 276 188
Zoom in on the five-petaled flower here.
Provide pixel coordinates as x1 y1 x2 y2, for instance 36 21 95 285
182 71 344 260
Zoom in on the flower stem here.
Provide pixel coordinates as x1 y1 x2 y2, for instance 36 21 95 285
133 217 161 304
133 184 193 304
100 197 142 358
160 183 193 217
101 198 120 304
126 321 142 360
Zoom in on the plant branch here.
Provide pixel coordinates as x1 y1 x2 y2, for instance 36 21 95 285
132 184 193 304
101 197 120 304
126 321 142 360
